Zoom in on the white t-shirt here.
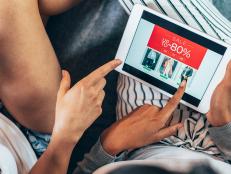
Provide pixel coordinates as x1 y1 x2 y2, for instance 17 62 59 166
0 144 17 174
0 113 37 174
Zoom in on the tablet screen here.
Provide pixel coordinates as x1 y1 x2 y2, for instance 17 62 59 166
123 11 227 107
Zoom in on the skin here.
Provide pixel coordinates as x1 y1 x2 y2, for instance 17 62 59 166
38 0 81 15
0 0 81 133
30 59 122 174
0 0 230 173
101 80 186 155
101 61 231 156
30 59 231 173
207 61 231 127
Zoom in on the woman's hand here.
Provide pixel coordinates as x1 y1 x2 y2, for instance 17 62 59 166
30 59 121 174
52 59 121 145
207 61 231 127
101 80 187 155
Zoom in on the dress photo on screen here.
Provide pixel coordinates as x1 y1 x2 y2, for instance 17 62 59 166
142 48 160 71
115 4 231 113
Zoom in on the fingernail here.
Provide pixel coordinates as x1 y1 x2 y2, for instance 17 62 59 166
180 80 187 87
178 123 184 129
62 70 65 76
115 59 122 64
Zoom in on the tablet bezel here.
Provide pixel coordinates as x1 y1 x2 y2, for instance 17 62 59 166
115 4 231 113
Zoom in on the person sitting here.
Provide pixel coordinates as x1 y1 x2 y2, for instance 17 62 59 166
0 60 122 174
1 0 231 174
73 0 231 173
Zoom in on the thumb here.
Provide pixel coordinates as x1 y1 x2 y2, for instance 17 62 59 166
154 123 183 141
57 70 71 100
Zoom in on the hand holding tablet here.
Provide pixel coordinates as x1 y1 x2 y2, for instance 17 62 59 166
115 4 231 113
207 61 231 127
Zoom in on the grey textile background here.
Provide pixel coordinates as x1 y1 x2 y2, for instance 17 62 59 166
46 0 230 173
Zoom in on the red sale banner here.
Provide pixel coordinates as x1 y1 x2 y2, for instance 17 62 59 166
148 26 207 69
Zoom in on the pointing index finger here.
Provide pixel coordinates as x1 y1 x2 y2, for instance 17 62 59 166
159 80 187 122
86 59 122 85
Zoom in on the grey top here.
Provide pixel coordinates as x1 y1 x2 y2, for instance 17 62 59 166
73 123 231 174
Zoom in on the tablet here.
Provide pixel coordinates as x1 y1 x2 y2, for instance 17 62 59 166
115 4 231 113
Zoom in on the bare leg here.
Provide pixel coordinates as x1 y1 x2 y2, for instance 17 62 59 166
0 0 62 133
38 0 81 16
39 0 81 24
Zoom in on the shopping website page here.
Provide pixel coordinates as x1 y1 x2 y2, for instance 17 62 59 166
123 12 226 106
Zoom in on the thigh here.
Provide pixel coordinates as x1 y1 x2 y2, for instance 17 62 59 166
0 0 61 132
38 0 81 16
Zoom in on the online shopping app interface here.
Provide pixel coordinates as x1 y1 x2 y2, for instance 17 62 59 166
123 12 226 106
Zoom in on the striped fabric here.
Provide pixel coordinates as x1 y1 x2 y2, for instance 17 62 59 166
117 0 231 161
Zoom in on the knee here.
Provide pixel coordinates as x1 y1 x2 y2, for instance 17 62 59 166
38 0 77 15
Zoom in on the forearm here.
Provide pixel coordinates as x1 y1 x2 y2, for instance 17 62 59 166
209 122 231 160
29 135 76 174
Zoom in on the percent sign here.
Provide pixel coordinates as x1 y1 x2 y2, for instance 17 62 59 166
183 48 191 58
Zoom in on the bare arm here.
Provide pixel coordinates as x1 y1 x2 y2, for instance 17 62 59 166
30 135 76 174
